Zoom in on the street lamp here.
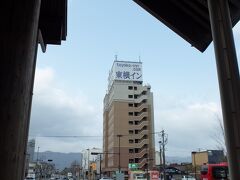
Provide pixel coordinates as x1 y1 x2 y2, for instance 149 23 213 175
192 152 197 180
145 147 149 180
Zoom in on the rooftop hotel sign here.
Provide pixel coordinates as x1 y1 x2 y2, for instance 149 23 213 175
108 61 143 89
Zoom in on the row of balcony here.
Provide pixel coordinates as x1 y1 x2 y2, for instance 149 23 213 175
129 147 148 159
135 94 148 104
131 87 148 95
114 87 150 169
129 112 148 122
129 120 148 130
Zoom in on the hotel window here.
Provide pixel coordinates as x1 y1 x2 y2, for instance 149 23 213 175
128 112 133 116
142 91 147 95
129 149 134 153
129 139 134 143
128 95 133 98
128 103 133 107
134 86 137 90
128 86 133 90
129 159 134 163
142 117 147 121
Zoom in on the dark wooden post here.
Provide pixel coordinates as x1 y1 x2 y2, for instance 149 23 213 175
0 0 41 180
208 0 240 179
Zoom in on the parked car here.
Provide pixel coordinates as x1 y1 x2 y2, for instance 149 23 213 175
99 177 113 180
182 175 196 180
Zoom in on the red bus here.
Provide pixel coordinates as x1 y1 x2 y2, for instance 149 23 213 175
200 162 229 180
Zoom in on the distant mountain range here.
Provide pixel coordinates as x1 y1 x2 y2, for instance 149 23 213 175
34 151 82 170
33 151 190 170
166 156 191 164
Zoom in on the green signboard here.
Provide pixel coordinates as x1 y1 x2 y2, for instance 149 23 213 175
128 163 139 169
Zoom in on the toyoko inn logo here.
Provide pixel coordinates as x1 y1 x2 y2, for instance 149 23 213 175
114 62 142 81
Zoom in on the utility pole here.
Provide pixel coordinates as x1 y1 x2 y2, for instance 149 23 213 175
99 154 102 179
158 141 162 175
36 147 40 163
36 146 41 180
159 130 167 180
36 146 39 178
162 131 166 180
117 135 122 173
86 149 90 180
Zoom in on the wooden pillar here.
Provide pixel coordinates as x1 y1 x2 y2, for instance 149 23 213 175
0 0 41 180
208 0 240 179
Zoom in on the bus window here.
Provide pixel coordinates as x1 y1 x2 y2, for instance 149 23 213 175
212 166 229 179
200 163 229 180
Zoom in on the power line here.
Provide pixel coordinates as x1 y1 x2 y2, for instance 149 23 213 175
35 135 102 138
29 131 165 138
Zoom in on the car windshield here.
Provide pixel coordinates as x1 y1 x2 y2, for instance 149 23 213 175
183 175 194 178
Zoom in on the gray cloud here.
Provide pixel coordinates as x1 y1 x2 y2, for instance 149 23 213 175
29 67 222 156
154 92 221 157
29 67 103 152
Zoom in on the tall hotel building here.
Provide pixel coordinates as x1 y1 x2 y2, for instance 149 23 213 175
102 61 155 175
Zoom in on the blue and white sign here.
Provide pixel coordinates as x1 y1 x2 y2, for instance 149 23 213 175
109 61 143 86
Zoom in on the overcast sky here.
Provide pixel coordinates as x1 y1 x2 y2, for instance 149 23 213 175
29 0 240 157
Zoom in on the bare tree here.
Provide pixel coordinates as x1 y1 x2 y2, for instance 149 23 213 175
212 114 226 154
